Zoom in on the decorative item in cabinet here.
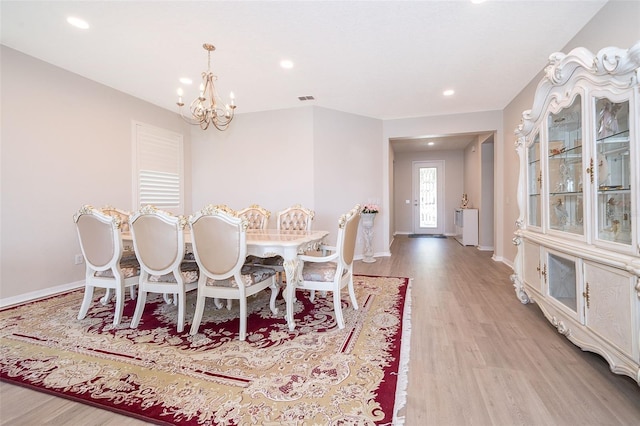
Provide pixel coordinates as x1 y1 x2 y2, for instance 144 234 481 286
595 97 632 246
547 95 584 236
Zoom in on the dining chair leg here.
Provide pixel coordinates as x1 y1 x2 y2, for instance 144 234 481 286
334 290 345 329
77 286 95 320
239 297 247 341
113 285 125 326
190 294 206 335
130 290 148 329
100 288 112 305
176 292 186 333
348 279 358 310
269 280 279 314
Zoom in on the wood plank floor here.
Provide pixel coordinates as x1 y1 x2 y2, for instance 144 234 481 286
2 235 639 425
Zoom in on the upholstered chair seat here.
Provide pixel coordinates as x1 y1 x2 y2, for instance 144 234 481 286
205 265 276 288
148 261 199 284
94 256 140 279
300 261 346 282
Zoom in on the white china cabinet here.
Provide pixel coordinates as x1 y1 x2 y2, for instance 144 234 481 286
512 42 640 383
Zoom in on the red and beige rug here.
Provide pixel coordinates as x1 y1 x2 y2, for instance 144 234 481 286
0 275 411 425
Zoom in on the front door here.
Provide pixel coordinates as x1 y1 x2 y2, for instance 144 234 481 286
412 160 445 235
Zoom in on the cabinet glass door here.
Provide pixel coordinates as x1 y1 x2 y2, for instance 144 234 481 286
594 98 632 246
547 95 583 235
547 251 578 315
528 133 541 227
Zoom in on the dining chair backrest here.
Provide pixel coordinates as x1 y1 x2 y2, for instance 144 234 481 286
277 204 315 231
75 206 121 272
129 206 185 275
190 205 247 279
340 206 361 267
237 204 271 230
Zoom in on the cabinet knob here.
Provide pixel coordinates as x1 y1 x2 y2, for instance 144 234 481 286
583 282 590 308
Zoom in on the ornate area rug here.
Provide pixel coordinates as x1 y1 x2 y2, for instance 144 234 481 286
0 275 411 425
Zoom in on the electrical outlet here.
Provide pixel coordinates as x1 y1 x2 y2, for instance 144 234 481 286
74 254 84 265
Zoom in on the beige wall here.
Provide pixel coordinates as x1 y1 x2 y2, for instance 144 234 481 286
480 139 495 250
190 107 315 215
501 0 640 267
0 46 192 303
313 107 383 249
190 105 385 253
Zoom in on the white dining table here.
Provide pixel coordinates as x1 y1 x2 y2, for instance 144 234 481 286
123 228 328 331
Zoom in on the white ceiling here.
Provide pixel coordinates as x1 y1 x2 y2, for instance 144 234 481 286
1 0 608 150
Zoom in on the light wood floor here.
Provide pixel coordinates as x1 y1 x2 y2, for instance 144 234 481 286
2 236 639 425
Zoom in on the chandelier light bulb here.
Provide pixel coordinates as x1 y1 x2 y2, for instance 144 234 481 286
176 88 184 106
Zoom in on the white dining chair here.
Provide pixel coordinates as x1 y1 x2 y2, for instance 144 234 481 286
262 204 316 292
237 204 271 230
296 204 361 329
74 205 139 326
189 205 279 340
276 204 315 231
129 205 199 333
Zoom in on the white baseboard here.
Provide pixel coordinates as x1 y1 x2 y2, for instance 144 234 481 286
355 250 392 262
0 280 84 308
477 245 494 251
494 255 514 270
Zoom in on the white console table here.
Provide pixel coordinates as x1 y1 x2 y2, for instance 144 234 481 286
454 208 478 246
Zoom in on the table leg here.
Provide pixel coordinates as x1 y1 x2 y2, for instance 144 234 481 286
282 257 299 331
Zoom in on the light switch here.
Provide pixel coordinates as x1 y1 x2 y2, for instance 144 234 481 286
405 200 410 204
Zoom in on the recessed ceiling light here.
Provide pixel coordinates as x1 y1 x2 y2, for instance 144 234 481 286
179 77 193 85
443 89 455 96
67 16 89 29
427 141 435 146
280 60 294 69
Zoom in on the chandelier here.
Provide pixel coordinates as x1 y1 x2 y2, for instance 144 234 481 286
177 43 236 131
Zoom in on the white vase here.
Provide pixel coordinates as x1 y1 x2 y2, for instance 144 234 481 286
361 213 377 263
